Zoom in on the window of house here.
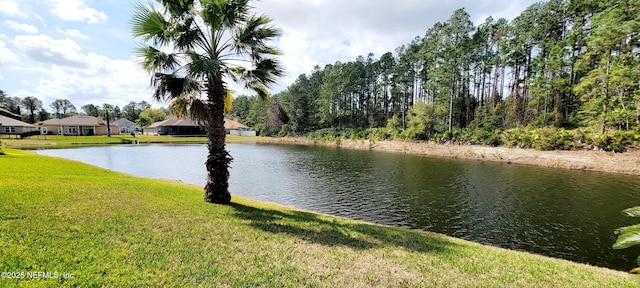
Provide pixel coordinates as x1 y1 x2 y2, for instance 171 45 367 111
4 127 15 133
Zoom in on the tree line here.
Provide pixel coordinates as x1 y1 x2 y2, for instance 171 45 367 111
229 0 640 151
0 90 167 126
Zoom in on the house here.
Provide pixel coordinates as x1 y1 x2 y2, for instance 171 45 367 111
0 107 21 120
40 115 120 136
144 117 204 136
144 117 254 136
114 118 136 133
225 118 255 136
0 114 38 138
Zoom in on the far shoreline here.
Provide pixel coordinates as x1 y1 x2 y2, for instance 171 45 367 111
261 137 640 176
4 134 638 175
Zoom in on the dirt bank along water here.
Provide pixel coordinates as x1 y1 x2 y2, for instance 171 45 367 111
262 137 640 176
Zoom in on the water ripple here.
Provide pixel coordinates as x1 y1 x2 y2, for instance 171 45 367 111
36 143 640 271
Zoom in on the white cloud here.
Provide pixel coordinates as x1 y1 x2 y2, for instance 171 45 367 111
56 27 89 39
51 0 108 24
26 55 151 109
3 20 38 34
1 0 541 108
33 14 46 25
0 40 19 65
0 0 27 18
13 34 86 68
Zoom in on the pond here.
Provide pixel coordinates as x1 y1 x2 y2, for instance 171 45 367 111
36 143 640 271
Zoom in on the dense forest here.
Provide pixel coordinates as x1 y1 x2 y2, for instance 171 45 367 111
228 0 640 151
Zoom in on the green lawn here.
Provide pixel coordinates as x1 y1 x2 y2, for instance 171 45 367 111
0 134 264 149
0 149 638 287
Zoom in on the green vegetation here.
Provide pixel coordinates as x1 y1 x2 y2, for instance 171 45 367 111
228 0 640 152
301 126 640 152
0 149 638 287
614 206 640 273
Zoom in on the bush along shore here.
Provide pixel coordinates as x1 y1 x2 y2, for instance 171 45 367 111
0 149 639 287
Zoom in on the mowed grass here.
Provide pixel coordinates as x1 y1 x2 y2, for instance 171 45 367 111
1 134 265 149
0 149 638 287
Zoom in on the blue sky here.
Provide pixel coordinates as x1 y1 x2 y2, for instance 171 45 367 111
0 0 539 111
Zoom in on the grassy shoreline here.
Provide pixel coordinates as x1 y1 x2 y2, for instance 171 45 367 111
0 134 267 149
0 149 638 287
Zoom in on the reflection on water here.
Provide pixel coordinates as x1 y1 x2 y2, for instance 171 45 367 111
37 143 640 271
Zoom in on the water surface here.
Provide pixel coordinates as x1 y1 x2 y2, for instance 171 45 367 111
37 143 640 271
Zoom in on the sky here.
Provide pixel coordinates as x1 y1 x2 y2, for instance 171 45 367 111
0 0 540 111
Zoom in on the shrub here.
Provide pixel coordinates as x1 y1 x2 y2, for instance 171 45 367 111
590 130 636 152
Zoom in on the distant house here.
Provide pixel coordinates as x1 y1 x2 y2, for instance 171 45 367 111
0 107 21 121
0 114 38 137
114 118 136 133
144 117 204 136
225 118 255 136
144 117 254 136
40 115 120 136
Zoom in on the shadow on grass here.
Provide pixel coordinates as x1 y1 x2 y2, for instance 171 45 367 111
230 203 456 254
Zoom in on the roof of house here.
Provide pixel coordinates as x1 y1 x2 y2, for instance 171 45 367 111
0 107 21 120
0 114 36 127
147 117 199 128
224 118 248 130
114 118 135 127
146 117 249 130
41 115 114 126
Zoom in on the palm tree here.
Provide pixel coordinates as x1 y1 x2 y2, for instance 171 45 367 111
102 103 113 137
131 0 283 204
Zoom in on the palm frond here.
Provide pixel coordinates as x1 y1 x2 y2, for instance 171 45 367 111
201 0 250 30
133 0 283 105
131 3 173 47
233 15 281 56
169 93 208 125
175 16 207 51
168 94 191 117
187 52 223 78
230 67 268 99
188 98 209 126
230 58 282 95
200 0 225 30
134 46 181 72
623 206 640 218
151 73 201 102
221 0 251 28
254 58 284 83
250 83 270 99
224 88 234 113
159 0 196 19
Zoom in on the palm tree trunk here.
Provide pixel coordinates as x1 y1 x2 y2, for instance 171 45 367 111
204 76 232 204
106 110 111 137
